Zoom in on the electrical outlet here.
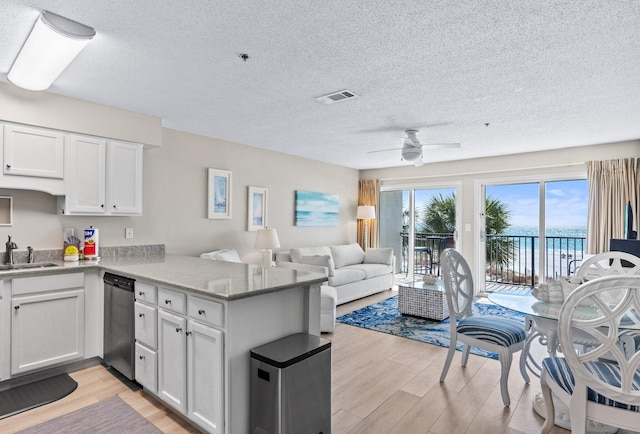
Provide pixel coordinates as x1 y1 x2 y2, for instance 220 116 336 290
125 228 134 239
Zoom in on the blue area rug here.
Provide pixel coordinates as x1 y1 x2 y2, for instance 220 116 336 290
337 295 526 359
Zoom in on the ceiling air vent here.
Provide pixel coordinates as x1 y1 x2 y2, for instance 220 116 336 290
315 89 359 105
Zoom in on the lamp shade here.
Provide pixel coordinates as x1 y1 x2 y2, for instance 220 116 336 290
356 205 376 220
255 228 280 249
8 10 96 91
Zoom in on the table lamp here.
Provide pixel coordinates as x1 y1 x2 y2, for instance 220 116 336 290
255 227 280 267
357 205 376 249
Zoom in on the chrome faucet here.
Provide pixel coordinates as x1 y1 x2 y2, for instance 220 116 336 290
5 235 18 265
27 246 34 264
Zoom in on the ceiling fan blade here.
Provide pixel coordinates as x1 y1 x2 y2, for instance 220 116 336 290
421 142 461 148
367 147 404 154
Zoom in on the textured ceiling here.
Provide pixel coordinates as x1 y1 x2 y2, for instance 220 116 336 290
1 0 639 170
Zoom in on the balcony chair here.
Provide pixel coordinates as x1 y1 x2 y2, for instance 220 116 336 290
439 248 529 406
540 274 640 434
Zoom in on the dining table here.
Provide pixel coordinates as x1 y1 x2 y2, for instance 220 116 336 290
487 291 625 434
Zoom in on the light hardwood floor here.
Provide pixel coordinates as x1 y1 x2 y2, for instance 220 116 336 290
0 289 629 433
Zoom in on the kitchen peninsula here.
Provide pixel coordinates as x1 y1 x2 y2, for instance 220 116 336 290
0 253 328 434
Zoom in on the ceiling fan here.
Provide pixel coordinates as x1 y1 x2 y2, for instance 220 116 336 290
368 129 461 166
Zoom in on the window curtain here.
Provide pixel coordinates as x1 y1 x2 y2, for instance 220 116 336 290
358 179 380 249
586 158 639 254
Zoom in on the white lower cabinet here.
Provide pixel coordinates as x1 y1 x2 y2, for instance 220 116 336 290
157 309 187 413
136 283 225 433
187 319 224 434
135 342 157 394
11 289 85 375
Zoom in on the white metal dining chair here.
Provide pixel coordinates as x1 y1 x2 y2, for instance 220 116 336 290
439 248 529 406
540 274 640 434
576 251 640 279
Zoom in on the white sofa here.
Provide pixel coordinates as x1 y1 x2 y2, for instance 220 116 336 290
275 243 395 305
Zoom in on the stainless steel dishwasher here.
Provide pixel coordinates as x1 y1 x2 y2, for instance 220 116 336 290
103 272 136 380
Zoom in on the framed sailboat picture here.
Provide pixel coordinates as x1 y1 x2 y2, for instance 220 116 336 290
207 168 232 219
247 186 267 231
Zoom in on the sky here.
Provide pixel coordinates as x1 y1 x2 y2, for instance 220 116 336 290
487 180 588 227
404 179 589 228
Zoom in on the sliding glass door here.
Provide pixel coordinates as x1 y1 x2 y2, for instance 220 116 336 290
380 185 459 283
479 177 587 292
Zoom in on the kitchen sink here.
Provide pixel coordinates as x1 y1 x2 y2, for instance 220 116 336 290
0 262 61 271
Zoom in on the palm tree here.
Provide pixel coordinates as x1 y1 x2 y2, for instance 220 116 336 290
485 196 515 268
421 193 456 234
419 193 514 266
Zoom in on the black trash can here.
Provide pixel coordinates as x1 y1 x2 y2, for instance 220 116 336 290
250 333 331 434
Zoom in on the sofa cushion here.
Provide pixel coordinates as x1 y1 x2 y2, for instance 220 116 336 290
274 251 291 262
328 268 366 287
342 263 392 279
290 246 332 263
299 255 335 277
364 248 393 265
330 243 365 268
200 249 241 263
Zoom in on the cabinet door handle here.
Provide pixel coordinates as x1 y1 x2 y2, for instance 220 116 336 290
175 327 182 333
139 355 145 360
6 164 11 169
113 205 117 209
14 305 20 310
138 291 145 296
138 313 145 317
101 204 105 208
198 309 205 315
186 331 192 336
165 299 172 304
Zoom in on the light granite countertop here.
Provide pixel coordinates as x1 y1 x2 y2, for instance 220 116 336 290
0 255 328 301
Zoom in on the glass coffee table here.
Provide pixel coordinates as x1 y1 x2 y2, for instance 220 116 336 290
398 280 449 320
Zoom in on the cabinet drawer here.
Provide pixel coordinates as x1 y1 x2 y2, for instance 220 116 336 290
12 272 84 296
158 287 186 314
135 302 157 349
136 282 157 305
188 296 224 328
135 342 157 394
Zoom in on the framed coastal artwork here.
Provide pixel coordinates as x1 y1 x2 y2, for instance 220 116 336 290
207 168 232 219
247 186 267 231
295 190 339 227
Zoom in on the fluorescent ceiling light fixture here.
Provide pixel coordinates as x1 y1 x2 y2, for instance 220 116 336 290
8 10 95 91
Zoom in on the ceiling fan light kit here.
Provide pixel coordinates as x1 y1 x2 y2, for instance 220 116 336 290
368 129 461 165
401 146 422 162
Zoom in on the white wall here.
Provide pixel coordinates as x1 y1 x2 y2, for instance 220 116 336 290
0 85 359 257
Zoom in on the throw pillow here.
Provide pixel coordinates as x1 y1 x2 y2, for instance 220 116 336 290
290 246 332 263
330 243 365 268
364 248 393 265
299 255 335 277
200 249 242 263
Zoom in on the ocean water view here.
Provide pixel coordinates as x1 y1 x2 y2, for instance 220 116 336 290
490 225 587 281
502 225 587 239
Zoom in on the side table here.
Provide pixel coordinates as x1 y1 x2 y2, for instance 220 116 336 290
398 280 449 320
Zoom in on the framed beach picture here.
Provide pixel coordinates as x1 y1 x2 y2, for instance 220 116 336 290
247 186 267 231
207 168 232 219
295 190 339 227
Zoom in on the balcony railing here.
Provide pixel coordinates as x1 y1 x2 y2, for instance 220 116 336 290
399 232 586 288
400 232 453 275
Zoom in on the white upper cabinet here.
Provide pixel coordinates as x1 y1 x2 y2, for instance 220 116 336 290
108 141 143 215
60 135 143 216
64 135 107 214
3 123 64 179
0 123 66 195
0 122 145 214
